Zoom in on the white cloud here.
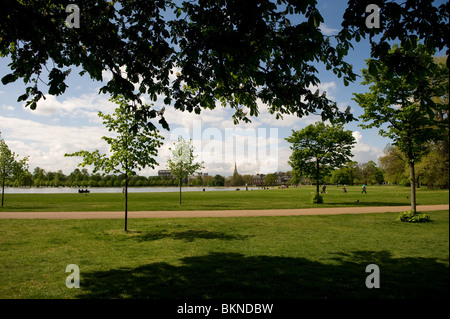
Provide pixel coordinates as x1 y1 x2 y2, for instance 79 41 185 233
2 105 14 111
1 115 111 174
24 93 116 123
351 131 383 164
319 23 339 36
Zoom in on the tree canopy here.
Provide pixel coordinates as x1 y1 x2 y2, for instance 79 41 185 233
354 42 448 212
1 1 447 128
286 122 356 196
0 0 366 127
167 137 204 204
65 95 164 230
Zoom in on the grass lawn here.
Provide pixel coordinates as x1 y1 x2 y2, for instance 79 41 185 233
0 210 448 299
0 185 448 212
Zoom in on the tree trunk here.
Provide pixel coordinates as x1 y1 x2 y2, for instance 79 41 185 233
316 160 320 193
179 178 182 205
124 175 128 231
1 177 5 207
409 162 417 214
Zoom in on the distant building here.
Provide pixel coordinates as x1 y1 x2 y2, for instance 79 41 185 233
188 172 209 181
276 172 292 184
158 170 173 178
253 174 265 186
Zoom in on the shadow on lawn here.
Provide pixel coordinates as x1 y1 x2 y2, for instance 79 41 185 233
77 250 449 299
134 230 252 242
322 202 411 207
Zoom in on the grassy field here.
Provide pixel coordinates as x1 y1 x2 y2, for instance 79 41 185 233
0 185 448 212
0 185 448 299
0 210 448 299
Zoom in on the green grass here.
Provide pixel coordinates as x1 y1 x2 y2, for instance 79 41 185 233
0 210 448 299
0 185 448 212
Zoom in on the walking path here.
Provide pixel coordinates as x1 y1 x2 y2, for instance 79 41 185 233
0 205 448 219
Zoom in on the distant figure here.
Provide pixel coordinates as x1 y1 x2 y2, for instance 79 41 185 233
321 185 326 193
361 184 367 194
343 186 347 193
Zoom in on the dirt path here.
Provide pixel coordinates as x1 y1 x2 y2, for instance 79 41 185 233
0 205 448 219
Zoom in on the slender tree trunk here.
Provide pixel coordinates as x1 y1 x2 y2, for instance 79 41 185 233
124 175 128 231
179 178 182 204
409 162 417 214
1 177 5 207
316 160 320 193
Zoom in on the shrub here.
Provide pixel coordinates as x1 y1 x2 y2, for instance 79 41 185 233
398 210 432 223
310 192 323 204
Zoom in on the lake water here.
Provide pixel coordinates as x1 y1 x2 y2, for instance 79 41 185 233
3 186 246 194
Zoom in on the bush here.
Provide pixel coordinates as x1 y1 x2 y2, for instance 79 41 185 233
310 192 323 204
398 210 432 223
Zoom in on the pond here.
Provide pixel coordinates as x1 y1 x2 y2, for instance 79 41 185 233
3 186 243 194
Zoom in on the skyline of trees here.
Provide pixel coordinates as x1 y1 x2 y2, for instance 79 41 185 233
4 154 445 189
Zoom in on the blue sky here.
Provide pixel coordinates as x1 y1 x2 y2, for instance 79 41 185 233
0 0 445 177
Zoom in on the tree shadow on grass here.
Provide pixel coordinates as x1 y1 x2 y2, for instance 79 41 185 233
76 250 449 299
322 202 411 207
134 230 252 242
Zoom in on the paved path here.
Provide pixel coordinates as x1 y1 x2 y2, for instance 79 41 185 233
0 205 448 219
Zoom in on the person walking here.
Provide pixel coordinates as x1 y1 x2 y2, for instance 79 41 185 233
361 184 367 193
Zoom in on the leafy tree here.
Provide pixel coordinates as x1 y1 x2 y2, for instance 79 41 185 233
230 173 245 187
340 0 448 68
344 161 362 185
0 134 29 207
358 161 384 185
264 173 277 186
354 43 447 213
65 96 163 231
286 122 356 201
167 137 204 204
242 175 254 187
331 167 351 185
415 142 449 189
211 174 225 187
378 145 408 186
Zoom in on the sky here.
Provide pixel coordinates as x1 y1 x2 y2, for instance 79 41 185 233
0 0 446 178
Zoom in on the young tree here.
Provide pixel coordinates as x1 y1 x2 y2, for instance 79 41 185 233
167 137 204 204
65 96 163 231
354 43 448 213
0 134 29 207
285 122 356 201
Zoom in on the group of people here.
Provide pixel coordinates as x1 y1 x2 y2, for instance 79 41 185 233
320 185 367 194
